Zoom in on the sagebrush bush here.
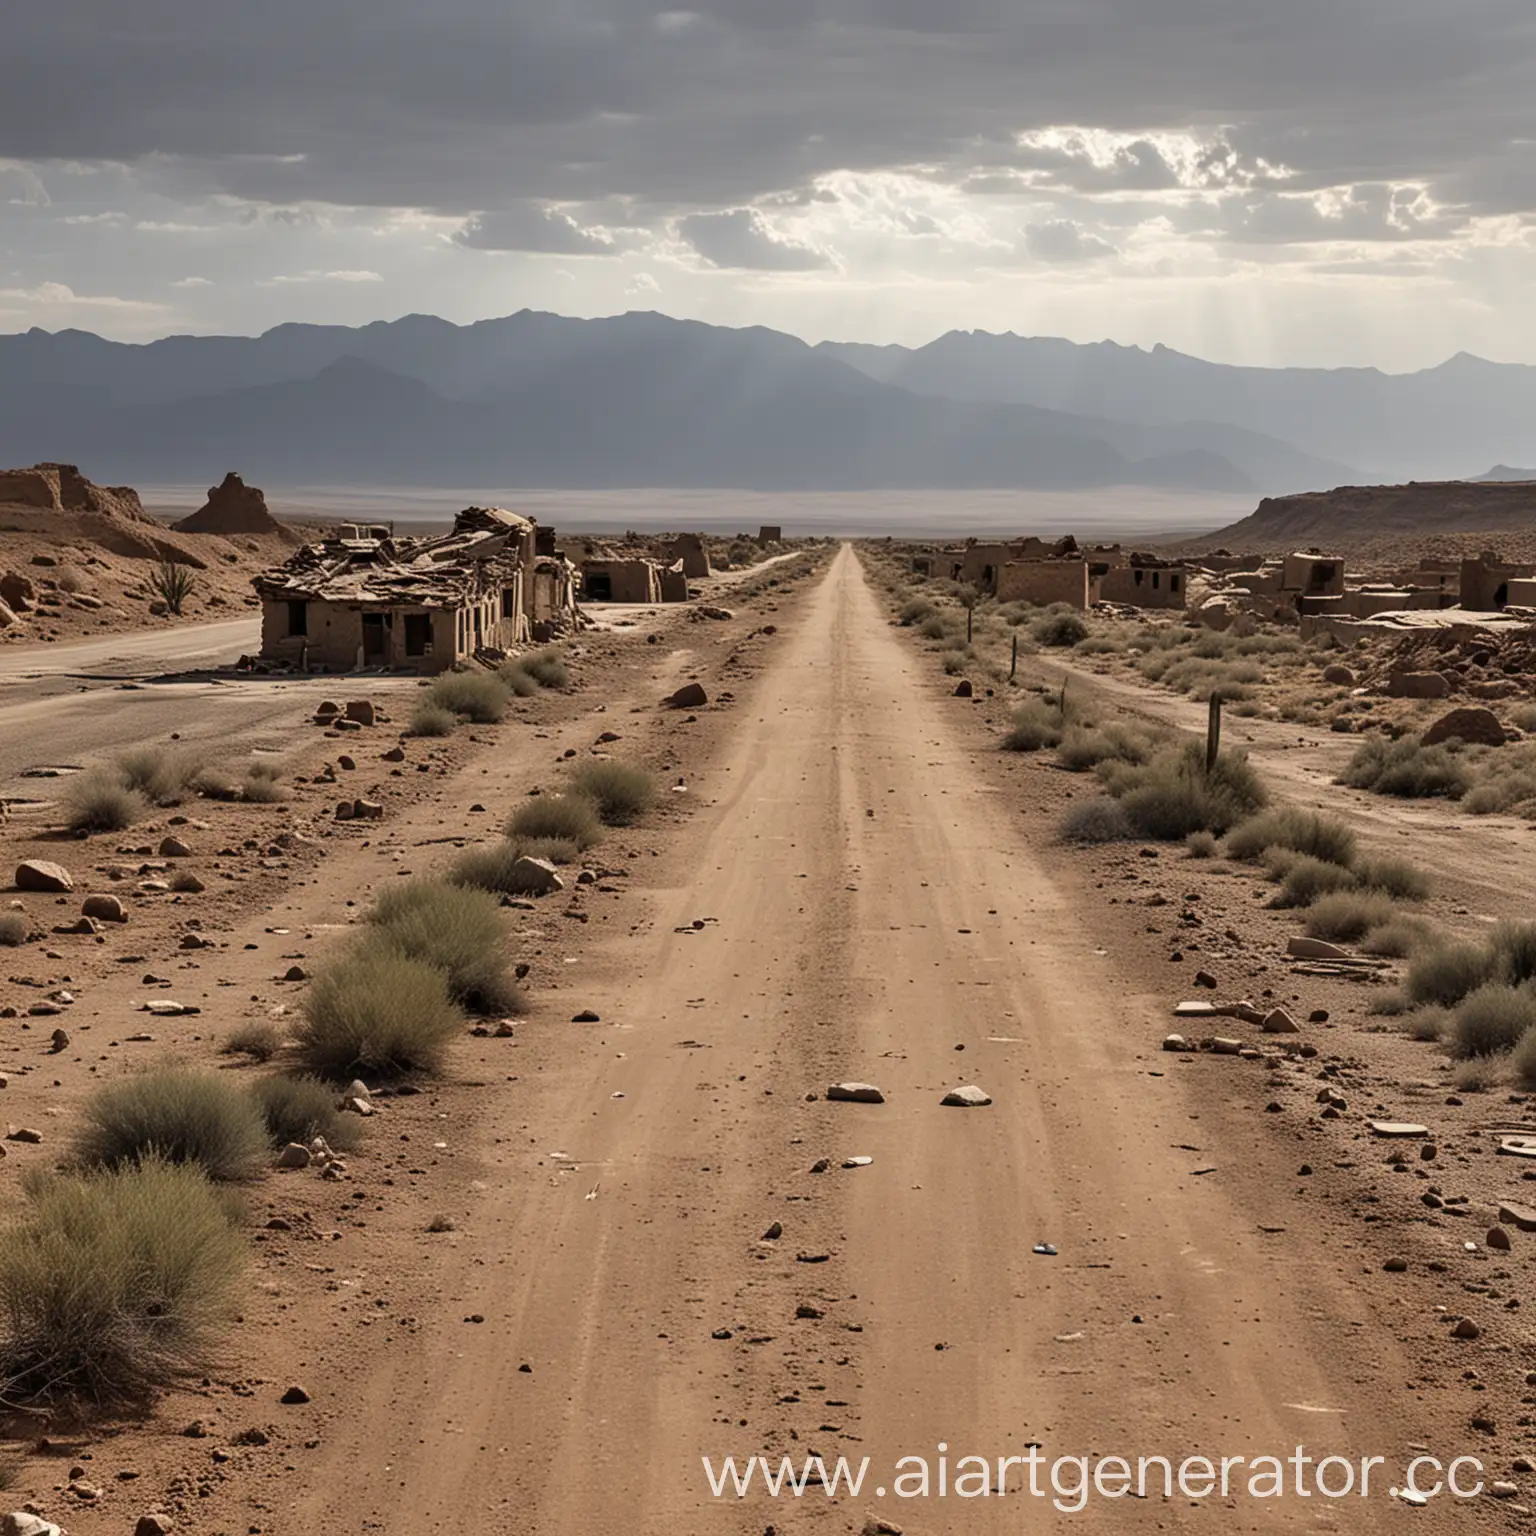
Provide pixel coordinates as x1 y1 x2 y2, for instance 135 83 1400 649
427 670 508 724
1513 1024 1536 1088
1451 983 1536 1059
239 762 285 804
497 663 540 698
507 793 604 849
1339 736 1470 799
73 1067 269 1182
1056 722 1155 773
1225 806 1357 867
1059 797 1136 843
1303 889 1400 941
55 564 85 595
1032 610 1088 647
570 759 656 826
1492 921 1536 987
1452 1055 1507 1092
64 768 148 833
0 1157 244 1408
221 1021 284 1062
919 613 952 641
1354 853 1431 900
1184 830 1218 859
1406 941 1496 1008
1113 742 1266 840
1361 916 1437 958
1463 746 1536 816
449 839 571 895
1002 699 1064 752
512 835 581 865
520 647 569 689
409 703 458 737
1402 1005 1451 1043
118 745 204 806
250 1074 360 1152
0 911 30 946
899 597 935 626
298 943 464 1077
1268 851 1358 908
369 880 523 1015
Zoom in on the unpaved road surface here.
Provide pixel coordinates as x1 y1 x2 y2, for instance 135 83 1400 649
283 547 1469 1533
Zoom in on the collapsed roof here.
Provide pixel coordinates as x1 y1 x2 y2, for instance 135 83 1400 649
253 506 535 609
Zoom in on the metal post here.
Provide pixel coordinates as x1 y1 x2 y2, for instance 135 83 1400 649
1206 694 1223 773
967 605 973 645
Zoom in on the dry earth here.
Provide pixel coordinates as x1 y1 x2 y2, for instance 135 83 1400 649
1 545 1532 1534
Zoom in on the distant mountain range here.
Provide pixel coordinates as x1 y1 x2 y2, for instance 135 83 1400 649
2 310 1535 495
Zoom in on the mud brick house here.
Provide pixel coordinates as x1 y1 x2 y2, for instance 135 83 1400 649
577 557 663 603
1098 555 1189 609
254 506 556 673
995 557 1091 609
664 533 711 578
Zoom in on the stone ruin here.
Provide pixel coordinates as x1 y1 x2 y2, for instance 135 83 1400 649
173 472 282 536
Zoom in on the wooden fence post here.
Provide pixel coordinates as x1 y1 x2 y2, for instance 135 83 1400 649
1010 634 1018 682
1206 694 1223 773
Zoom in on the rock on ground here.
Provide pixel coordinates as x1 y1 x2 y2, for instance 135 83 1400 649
15 860 73 893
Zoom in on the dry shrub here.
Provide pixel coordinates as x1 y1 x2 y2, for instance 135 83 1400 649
1002 699 1064 752
1057 722 1155 772
221 1021 284 1062
73 1067 269 1182
1361 916 1438 958
1268 851 1358 908
1450 984 1536 1059
1492 921 1536 987
570 759 656 826
512 836 581 865
497 663 540 698
507 793 603 849
64 768 148 833
520 647 569 688
0 912 30 947
1339 736 1470 799
0 1157 244 1408
1059 797 1136 844
1225 806 1357 867
1184 830 1218 859
1513 1026 1536 1088
1303 889 1400 941
899 597 935 626
919 613 954 641
1451 1055 1507 1093
1463 746 1536 816
54 565 85 594
427 670 508 724
368 879 523 1016
1406 941 1496 1008
408 702 458 737
239 761 285 804
1354 854 1431 900
298 944 463 1078
449 840 567 895
249 1074 360 1152
1111 742 1266 840
1401 1006 1451 1043
118 745 204 806
1032 609 1089 647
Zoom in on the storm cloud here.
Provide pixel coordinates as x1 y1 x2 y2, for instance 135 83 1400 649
1 0 1534 364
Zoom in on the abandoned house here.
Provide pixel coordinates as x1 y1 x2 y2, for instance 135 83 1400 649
664 533 711 579
1460 551 1536 611
578 558 664 604
1280 552 1346 598
253 506 552 673
995 558 1091 609
1098 557 1188 609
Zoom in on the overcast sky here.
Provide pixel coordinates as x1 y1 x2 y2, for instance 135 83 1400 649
3 0 1534 368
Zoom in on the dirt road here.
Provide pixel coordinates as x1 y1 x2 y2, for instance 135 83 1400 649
280 546 1471 1534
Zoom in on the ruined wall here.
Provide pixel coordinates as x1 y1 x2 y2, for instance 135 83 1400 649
666 536 710 578
1461 555 1536 611
659 567 689 602
1098 565 1187 609
995 559 1090 609
581 560 661 603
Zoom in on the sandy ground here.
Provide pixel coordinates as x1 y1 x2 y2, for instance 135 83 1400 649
2 546 1529 1533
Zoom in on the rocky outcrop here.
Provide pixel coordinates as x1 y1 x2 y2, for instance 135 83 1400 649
0 462 152 523
173 472 281 536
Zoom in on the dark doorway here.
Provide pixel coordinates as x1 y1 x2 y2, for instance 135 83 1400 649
585 573 614 601
362 613 386 660
287 600 308 637
404 614 431 657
